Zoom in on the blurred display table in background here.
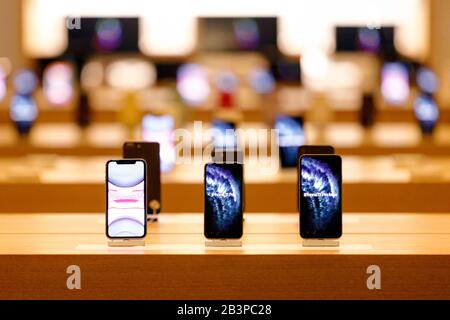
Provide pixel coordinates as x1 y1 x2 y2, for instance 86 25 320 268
0 155 449 213
1 105 450 123
0 212 449 299
0 122 450 156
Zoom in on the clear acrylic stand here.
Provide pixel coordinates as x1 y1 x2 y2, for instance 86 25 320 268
205 239 242 247
107 239 146 247
302 239 340 247
147 202 160 222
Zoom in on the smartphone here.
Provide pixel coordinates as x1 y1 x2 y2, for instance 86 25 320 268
413 93 439 135
106 159 147 239
204 162 243 239
381 62 410 106
212 119 237 149
123 142 161 214
9 95 38 136
299 155 342 239
275 115 305 168
142 114 175 172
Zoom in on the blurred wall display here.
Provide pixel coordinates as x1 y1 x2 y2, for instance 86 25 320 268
67 17 139 56
335 26 395 56
142 114 176 173
381 62 410 106
198 17 277 55
43 61 75 106
23 0 428 60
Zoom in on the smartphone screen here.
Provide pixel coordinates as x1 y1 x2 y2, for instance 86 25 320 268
414 94 439 135
299 155 342 239
416 66 438 94
10 95 38 135
123 142 161 214
106 160 147 238
381 62 410 106
142 114 175 172
212 119 237 149
275 115 305 168
204 163 243 239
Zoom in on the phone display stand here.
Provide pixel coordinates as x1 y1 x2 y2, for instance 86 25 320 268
147 200 160 222
107 239 146 247
302 239 340 247
205 239 242 247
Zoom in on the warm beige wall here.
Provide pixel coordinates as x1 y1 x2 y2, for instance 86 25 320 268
0 0 26 68
430 0 450 107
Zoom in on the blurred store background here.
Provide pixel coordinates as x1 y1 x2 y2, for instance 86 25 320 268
0 0 449 213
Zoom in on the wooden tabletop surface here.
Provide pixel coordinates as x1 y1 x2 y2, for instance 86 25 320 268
0 212 449 255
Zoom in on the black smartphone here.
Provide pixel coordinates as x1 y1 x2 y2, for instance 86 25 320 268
204 162 243 239
106 159 147 239
299 155 342 239
123 142 161 214
212 119 237 149
274 115 305 168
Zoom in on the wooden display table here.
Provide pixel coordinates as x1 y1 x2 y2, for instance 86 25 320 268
0 122 450 156
0 212 449 299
